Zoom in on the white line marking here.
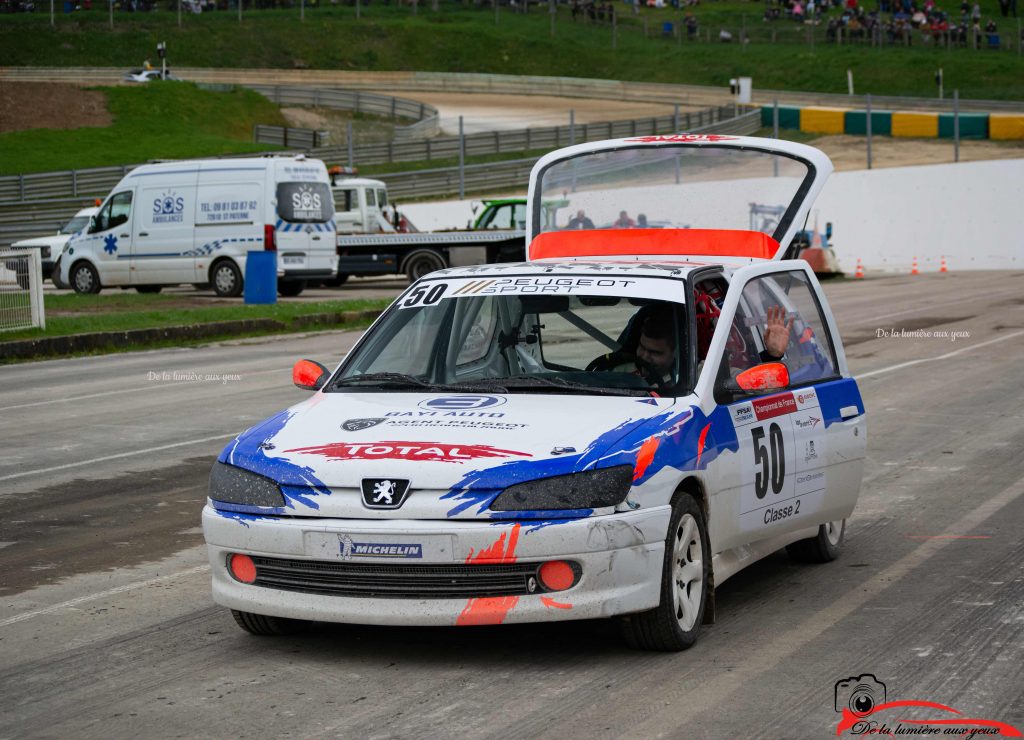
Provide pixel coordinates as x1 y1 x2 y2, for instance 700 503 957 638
0 564 210 629
856 330 1024 380
0 366 292 412
0 433 237 483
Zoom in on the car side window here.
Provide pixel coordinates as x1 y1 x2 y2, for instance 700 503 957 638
716 270 838 392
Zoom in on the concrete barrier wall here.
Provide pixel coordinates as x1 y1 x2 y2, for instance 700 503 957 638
817 158 1024 273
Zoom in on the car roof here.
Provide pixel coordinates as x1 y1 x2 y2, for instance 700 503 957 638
427 259 722 282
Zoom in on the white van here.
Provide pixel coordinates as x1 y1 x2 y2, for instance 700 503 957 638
60 155 337 297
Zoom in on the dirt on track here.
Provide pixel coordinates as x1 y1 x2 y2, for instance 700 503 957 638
0 81 112 133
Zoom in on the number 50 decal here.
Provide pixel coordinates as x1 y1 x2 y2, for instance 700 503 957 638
402 283 447 308
750 423 785 499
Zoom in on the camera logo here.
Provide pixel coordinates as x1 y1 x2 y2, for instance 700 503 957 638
835 674 886 717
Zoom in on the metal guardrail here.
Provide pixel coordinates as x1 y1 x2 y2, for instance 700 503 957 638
0 100 744 204
0 110 761 247
246 85 441 141
253 124 330 149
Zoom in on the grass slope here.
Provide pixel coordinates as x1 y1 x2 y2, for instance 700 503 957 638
1 5 1021 100
0 81 287 173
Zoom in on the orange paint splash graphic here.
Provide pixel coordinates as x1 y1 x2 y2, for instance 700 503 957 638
633 436 660 481
696 422 712 467
457 524 522 626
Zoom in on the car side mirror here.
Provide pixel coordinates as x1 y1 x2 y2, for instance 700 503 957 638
715 362 790 405
735 362 790 393
825 222 833 241
293 359 329 391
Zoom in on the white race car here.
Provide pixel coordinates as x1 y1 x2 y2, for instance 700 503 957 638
202 134 867 650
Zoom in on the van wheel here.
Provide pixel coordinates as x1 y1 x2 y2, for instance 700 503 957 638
619 491 709 651
402 249 446 282
136 285 162 294
70 261 101 294
278 280 305 297
230 609 309 636
326 272 349 287
210 260 243 298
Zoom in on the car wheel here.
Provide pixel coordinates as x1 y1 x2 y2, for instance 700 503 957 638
70 261 101 295
277 280 305 297
210 260 243 298
786 519 845 564
402 249 446 282
230 609 308 636
619 491 709 651
136 285 162 294
51 258 67 289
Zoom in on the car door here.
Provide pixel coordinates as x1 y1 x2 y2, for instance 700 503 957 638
87 190 134 285
697 261 865 551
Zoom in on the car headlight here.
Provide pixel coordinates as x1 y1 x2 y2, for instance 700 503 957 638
489 466 633 511
209 461 285 507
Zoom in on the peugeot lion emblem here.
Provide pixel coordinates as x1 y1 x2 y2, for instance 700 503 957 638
361 479 412 509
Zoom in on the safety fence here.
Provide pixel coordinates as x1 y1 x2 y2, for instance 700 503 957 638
0 251 45 332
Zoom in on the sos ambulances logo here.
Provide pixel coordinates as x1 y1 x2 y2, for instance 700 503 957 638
291 186 324 220
152 191 185 224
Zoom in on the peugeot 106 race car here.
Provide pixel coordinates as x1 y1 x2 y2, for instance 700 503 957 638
202 134 867 651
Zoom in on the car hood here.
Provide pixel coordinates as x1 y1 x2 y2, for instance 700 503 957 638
216 391 682 520
10 234 69 250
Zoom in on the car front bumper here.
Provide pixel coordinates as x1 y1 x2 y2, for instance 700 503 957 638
202 504 669 626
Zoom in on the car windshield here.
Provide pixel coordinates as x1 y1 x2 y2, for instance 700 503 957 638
333 275 690 396
536 142 812 242
62 216 90 234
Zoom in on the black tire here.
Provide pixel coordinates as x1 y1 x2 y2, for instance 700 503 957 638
230 609 308 636
277 280 306 297
325 272 349 287
210 260 243 298
786 519 845 564
619 491 709 651
51 258 67 289
402 249 446 282
70 260 101 295
136 285 162 294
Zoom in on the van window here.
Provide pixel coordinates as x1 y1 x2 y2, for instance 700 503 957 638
91 192 133 233
276 182 335 223
377 189 388 208
365 189 377 208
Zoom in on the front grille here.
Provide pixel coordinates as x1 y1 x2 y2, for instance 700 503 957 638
250 556 541 599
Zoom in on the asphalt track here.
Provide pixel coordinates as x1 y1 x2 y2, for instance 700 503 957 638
1 271 1023 739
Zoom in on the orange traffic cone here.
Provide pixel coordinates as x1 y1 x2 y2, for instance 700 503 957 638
854 258 864 279
940 256 948 273
911 256 919 276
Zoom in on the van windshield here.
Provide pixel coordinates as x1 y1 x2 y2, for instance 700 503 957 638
276 182 335 223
